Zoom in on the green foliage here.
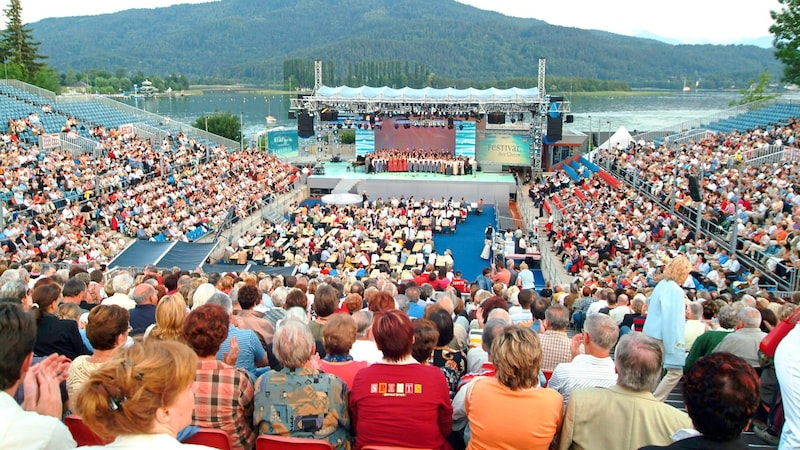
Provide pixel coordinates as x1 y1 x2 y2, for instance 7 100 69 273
731 69 779 106
193 111 242 142
771 0 800 85
59 69 190 94
30 0 780 90
0 0 46 78
339 129 355 145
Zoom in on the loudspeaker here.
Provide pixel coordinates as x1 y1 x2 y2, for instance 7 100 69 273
487 112 505 124
546 115 563 142
565 114 574 123
320 109 338 121
688 176 703 202
288 111 296 119
298 112 314 138
447 117 454 129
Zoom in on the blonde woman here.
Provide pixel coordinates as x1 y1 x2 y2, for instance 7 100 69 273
145 294 187 342
74 340 206 449
642 254 691 402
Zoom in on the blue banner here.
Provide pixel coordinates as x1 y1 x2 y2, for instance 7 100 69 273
267 129 298 155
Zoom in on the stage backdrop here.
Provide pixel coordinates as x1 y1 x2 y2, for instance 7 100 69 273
476 132 531 165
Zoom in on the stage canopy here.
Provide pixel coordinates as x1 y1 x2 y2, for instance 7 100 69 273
315 86 540 103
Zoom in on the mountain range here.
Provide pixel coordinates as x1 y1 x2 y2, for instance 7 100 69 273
30 0 782 89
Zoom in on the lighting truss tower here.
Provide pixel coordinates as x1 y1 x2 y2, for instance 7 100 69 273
530 57 547 177
314 59 323 93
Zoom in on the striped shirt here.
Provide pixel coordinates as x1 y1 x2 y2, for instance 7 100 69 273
547 354 617 407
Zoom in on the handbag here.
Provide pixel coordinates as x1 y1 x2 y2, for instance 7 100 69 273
760 307 800 357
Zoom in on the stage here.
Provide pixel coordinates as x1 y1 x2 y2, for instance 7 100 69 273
305 161 516 205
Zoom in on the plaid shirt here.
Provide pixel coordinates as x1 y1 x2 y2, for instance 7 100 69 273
539 330 572 372
192 359 256 450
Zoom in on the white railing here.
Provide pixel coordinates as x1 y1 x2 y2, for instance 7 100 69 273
60 132 99 156
3 79 57 102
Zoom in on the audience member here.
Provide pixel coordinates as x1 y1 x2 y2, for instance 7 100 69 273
182 304 256 450
254 319 350 449
350 309 452 449
640 352 760 449
74 339 200 448
0 303 75 449
317 313 368 388
466 326 563 449
548 313 619 406
557 333 691 450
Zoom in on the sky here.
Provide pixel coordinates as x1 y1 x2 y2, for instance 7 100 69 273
8 0 783 46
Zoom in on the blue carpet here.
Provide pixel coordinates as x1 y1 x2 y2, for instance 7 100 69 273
533 269 545 287
433 206 496 282
295 200 497 283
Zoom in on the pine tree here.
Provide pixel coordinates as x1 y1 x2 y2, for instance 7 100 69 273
0 0 46 79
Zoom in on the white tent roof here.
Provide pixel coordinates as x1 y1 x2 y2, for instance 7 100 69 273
315 85 540 103
599 126 634 150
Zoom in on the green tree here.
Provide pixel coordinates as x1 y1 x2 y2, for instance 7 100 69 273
731 69 778 106
0 0 45 79
771 0 800 85
193 111 241 142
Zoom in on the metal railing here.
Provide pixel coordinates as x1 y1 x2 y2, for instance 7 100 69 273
601 159 798 291
3 79 57 102
55 95 243 151
630 97 787 144
744 145 800 168
60 132 100 156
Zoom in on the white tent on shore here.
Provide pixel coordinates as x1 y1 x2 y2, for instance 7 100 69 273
599 126 634 150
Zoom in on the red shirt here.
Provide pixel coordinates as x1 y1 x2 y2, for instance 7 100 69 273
350 362 453 450
450 278 469 294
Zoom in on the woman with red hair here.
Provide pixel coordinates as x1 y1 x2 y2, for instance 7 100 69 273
349 309 452 449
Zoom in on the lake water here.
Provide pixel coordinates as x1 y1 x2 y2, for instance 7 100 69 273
120 89 752 139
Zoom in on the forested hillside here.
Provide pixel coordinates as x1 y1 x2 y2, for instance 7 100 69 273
31 0 780 89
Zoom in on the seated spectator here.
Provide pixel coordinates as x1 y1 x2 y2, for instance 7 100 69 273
557 333 692 450
466 326 563 449
67 305 130 405
254 319 350 449
350 310 383 364
548 313 619 407
640 352 760 449
74 339 199 448
145 294 187 343
233 284 274 348
208 293 269 380
427 306 467 397
32 283 89 360
684 304 739 371
411 318 440 364
317 313 369 388
712 306 767 368
182 304 256 450
350 309 452 449
0 303 76 449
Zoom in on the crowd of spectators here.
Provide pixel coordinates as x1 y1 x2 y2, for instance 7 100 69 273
0 126 299 266
525 120 800 296
221 196 472 275
1 252 795 449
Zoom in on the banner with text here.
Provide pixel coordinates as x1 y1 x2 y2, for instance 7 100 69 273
267 128 299 155
476 132 531 165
